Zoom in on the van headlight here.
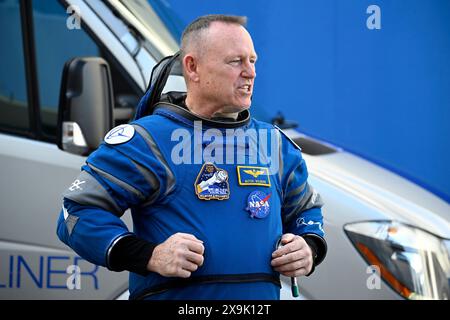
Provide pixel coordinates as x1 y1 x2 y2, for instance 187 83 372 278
344 221 450 300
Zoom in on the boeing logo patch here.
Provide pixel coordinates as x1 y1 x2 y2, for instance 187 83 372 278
69 179 86 191
246 190 271 219
194 163 230 200
104 124 135 145
296 217 324 232
237 166 270 187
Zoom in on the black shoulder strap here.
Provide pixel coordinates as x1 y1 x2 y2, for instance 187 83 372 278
135 51 181 120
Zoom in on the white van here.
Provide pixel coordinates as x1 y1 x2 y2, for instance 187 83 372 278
1 0 449 300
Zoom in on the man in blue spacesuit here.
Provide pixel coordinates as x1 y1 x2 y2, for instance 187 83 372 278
57 14 327 300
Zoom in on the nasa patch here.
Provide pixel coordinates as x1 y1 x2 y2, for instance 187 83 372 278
246 190 271 219
104 124 135 145
194 163 230 200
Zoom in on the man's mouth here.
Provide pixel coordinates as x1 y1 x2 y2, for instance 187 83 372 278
238 84 252 94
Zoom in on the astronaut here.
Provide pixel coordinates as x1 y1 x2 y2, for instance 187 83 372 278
57 14 326 300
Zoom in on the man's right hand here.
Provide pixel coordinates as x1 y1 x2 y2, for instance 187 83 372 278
147 233 205 278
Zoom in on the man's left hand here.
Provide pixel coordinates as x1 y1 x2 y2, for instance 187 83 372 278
271 233 313 277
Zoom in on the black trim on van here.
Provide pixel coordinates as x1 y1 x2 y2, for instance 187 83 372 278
20 0 42 140
293 137 337 156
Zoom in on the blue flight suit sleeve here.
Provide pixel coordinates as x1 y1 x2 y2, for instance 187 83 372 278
56 124 174 268
277 128 327 266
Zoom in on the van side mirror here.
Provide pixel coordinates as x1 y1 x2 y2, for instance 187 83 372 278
57 57 114 155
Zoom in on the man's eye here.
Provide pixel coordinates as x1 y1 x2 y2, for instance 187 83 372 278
230 59 241 64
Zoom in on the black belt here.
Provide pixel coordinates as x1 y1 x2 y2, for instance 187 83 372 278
130 273 281 300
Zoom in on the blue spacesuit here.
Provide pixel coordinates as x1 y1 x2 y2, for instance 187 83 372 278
57 89 326 299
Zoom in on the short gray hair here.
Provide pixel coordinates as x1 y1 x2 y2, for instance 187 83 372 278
180 14 247 59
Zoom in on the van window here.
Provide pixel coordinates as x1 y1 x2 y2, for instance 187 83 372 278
32 1 140 139
0 0 29 132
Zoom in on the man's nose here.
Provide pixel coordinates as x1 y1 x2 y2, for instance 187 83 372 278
242 62 256 79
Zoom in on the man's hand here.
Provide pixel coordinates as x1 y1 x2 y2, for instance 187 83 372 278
271 233 313 277
147 233 204 278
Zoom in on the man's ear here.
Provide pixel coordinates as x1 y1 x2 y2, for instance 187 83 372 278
183 54 200 82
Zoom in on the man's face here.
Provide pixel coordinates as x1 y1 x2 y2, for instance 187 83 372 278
196 22 257 113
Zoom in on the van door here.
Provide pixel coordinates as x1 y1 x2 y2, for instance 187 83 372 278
0 0 143 299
